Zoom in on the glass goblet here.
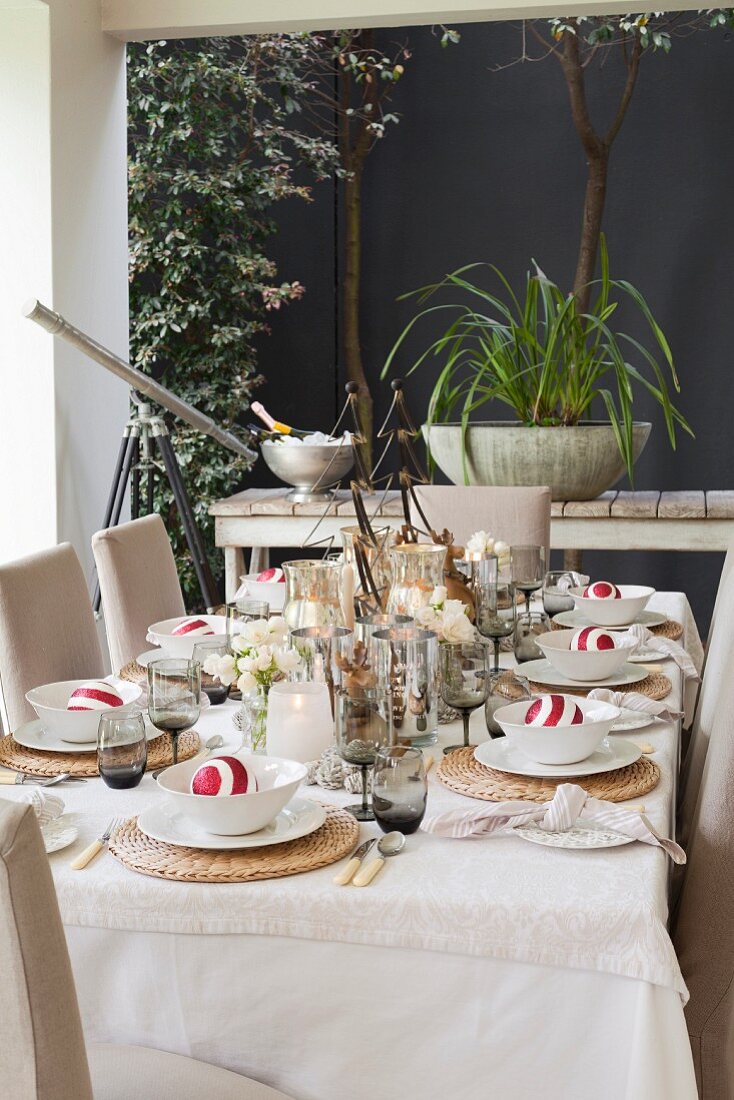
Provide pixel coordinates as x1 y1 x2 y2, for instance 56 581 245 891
192 639 230 706
542 570 589 617
439 642 490 754
476 581 517 672
511 545 546 622
372 746 427 835
97 711 147 789
147 658 201 766
335 688 393 821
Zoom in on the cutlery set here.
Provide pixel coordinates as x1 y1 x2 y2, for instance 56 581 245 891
333 830 405 887
0 772 86 787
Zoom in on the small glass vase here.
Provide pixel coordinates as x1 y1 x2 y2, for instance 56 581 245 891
386 543 446 617
236 691 269 754
282 559 345 631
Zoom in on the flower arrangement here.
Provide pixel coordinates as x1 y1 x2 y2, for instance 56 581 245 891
465 531 510 567
415 586 476 643
203 617 301 697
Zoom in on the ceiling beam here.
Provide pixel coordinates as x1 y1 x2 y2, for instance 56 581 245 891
102 0 700 41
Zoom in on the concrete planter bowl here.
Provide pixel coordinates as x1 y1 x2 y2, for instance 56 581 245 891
422 421 652 501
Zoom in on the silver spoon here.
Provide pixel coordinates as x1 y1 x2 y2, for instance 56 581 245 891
152 734 224 781
353 831 406 887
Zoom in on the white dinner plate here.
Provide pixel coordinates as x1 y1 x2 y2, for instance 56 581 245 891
519 658 647 690
137 796 326 850
13 718 163 754
553 608 667 631
136 648 171 668
627 647 669 664
610 708 656 733
515 820 634 850
43 816 79 853
474 736 641 779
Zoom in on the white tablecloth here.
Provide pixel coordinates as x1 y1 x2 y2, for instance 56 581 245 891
6 592 704 1099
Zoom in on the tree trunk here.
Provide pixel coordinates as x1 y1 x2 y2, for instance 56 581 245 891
342 149 374 474
572 148 609 313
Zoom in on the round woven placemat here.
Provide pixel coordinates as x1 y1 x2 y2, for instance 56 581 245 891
0 729 200 778
551 618 683 642
119 660 148 686
108 803 359 883
436 746 660 804
529 671 671 701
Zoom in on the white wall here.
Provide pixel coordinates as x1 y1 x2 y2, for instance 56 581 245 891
0 0 129 588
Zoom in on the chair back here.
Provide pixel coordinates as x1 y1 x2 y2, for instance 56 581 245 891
93 514 186 672
673 658 734 1097
678 542 734 849
0 799 93 1099
411 485 552 556
0 544 104 731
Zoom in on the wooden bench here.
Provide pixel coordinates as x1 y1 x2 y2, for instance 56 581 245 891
210 488 734 601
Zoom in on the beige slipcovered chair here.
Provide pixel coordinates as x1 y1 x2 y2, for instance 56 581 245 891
0 543 105 731
0 799 295 1100
411 484 552 555
672 659 734 1098
93 514 186 672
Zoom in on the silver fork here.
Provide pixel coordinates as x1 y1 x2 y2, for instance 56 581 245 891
0 771 86 787
70 817 122 870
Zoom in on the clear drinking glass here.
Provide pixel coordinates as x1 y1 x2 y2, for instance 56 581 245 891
372 746 427 835
97 711 147 789
371 626 439 747
475 580 517 672
147 658 201 766
335 688 394 821
439 642 491 754
192 639 230 706
282 559 345 630
226 600 270 645
542 570 589 617
513 609 551 663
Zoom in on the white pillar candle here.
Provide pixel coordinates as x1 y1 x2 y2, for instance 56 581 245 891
341 563 355 631
265 682 334 763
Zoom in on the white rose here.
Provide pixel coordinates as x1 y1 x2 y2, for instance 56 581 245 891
430 585 448 608
202 654 220 676
443 599 469 618
231 633 250 656
274 647 301 674
237 671 257 696
237 654 256 674
415 604 439 629
205 653 237 686
266 616 288 641
242 619 270 646
440 610 476 644
466 530 492 554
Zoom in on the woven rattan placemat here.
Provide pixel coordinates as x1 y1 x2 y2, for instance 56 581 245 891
0 729 200 778
108 803 359 883
551 618 683 642
436 746 660 804
119 660 148 686
528 671 671 700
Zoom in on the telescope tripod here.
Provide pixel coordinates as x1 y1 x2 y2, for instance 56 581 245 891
93 396 219 613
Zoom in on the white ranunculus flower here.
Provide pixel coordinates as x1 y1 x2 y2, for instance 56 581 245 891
231 633 249 655
254 645 274 672
466 530 494 555
430 585 448 608
237 671 257 696
267 616 288 641
274 646 301 674
440 609 476 644
242 618 270 646
237 654 256 674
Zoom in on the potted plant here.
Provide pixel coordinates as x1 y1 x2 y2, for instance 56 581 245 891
382 238 692 500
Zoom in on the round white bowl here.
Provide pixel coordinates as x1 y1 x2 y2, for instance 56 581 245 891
25 678 143 744
536 629 638 682
146 615 229 658
156 753 307 835
493 696 620 765
238 574 286 613
568 585 655 628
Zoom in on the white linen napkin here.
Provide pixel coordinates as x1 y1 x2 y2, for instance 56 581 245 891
618 623 699 682
421 782 685 863
1 787 64 828
587 688 683 724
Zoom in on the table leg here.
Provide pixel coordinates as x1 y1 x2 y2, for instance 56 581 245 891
224 547 246 603
563 549 584 572
249 547 270 574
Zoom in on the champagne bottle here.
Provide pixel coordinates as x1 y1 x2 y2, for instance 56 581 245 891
250 401 313 439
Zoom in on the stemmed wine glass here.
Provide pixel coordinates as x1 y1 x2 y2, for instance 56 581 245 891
439 642 490 754
475 579 517 672
372 746 427 835
511 546 546 621
147 659 201 766
335 687 393 821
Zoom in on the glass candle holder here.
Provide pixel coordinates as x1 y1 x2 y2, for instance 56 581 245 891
265 681 334 763
288 625 353 713
335 687 394 821
354 612 413 647
513 609 551 663
386 543 446 617
372 626 438 747
282 559 345 631
340 524 396 612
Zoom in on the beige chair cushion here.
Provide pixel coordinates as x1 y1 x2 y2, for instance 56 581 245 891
673 661 734 1098
0 543 104 731
0 800 93 1100
412 484 552 555
88 1044 295 1099
93 514 186 672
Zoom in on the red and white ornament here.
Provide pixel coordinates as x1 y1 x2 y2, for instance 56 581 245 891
524 694 583 727
171 617 215 637
570 627 616 652
190 755 258 797
67 681 124 711
256 568 285 584
583 581 621 600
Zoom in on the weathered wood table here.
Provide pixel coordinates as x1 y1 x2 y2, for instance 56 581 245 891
210 488 734 600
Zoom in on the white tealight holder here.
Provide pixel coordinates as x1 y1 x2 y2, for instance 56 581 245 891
265 681 334 763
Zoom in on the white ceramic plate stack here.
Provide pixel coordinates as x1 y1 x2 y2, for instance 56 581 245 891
518 659 647 691
474 736 642 779
13 717 163 754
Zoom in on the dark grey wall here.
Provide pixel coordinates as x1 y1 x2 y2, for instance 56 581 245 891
255 20 734 629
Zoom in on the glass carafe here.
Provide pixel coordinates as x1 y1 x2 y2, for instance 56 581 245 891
386 543 446 617
283 559 345 631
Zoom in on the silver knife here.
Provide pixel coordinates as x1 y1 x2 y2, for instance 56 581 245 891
332 838 377 885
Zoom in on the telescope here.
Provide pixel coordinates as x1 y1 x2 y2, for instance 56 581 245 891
24 298 256 610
